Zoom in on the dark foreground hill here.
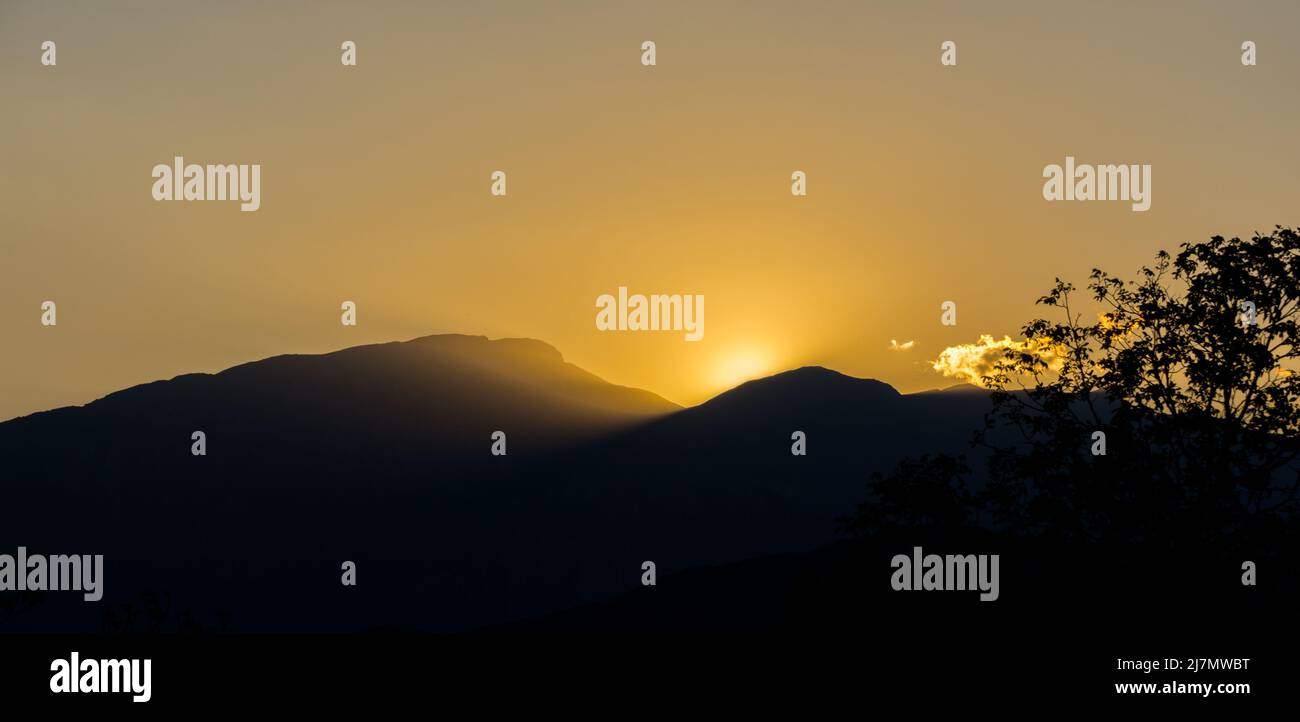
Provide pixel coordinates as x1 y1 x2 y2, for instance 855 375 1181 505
3 335 995 631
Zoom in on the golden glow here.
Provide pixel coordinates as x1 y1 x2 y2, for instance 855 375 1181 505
709 347 777 393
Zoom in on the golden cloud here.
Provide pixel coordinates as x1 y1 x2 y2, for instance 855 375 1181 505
932 334 1066 387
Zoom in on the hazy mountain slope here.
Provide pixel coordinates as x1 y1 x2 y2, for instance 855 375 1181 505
1 334 678 465
533 366 994 587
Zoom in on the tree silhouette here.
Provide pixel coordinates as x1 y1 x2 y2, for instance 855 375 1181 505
850 228 1300 555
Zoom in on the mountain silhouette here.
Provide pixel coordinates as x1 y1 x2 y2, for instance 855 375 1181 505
1 334 678 469
0 335 989 632
692 366 900 411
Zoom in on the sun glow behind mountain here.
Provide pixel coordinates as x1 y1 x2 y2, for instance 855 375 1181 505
710 347 777 392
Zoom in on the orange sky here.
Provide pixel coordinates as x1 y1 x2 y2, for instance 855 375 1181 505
3 0 1298 420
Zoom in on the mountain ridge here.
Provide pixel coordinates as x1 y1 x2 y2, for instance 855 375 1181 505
0 333 993 633
2 333 682 426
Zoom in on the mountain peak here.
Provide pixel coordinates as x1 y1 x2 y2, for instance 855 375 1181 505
392 335 561 366
745 365 899 393
0 333 676 436
696 365 900 414
404 334 565 362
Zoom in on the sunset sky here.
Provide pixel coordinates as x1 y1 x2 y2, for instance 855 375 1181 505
3 0 1298 421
